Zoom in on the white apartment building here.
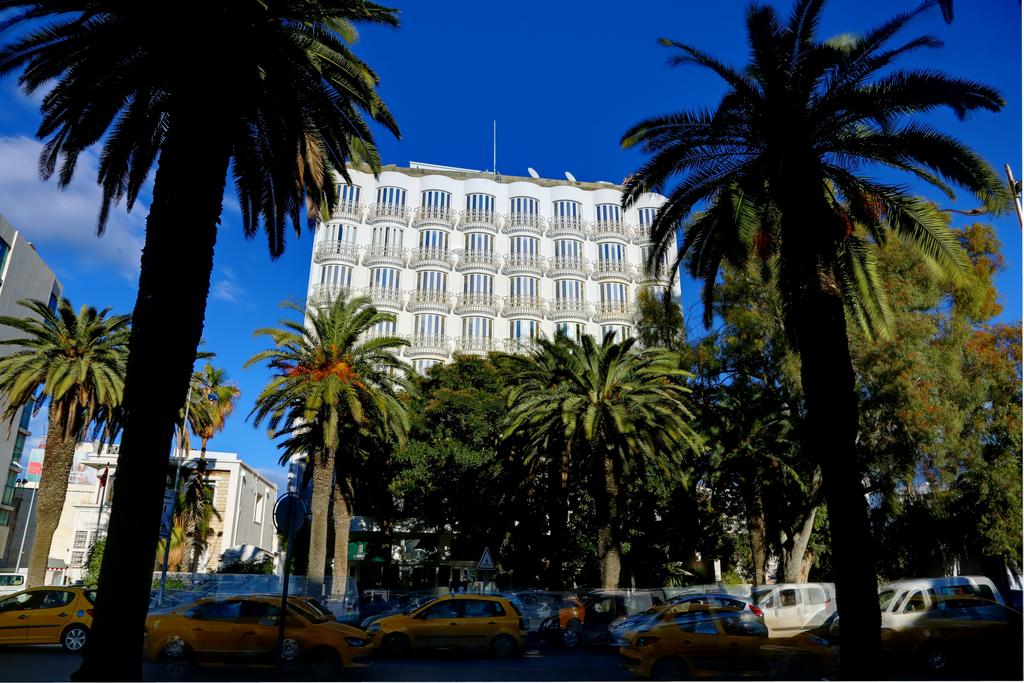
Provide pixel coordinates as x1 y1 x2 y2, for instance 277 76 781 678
305 163 680 373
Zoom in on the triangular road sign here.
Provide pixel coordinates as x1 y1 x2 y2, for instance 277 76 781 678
477 547 496 571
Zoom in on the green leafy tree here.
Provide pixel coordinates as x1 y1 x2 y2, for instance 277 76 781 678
247 295 409 598
620 1 1006 670
0 299 129 588
84 538 105 586
503 335 701 588
0 3 401 676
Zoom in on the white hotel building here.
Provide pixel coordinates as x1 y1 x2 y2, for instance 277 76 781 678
305 162 679 373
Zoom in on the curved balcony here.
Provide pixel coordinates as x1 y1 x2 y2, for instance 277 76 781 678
454 336 499 356
501 253 545 276
546 215 589 240
309 283 352 307
504 338 540 354
408 247 453 270
414 206 456 229
406 289 453 314
453 292 500 316
362 244 407 268
453 249 499 273
632 225 654 244
502 295 546 319
314 240 360 266
331 200 363 222
546 256 590 279
367 202 410 225
458 209 499 233
591 220 634 242
502 212 545 237
593 300 634 323
592 259 634 282
404 334 451 358
636 264 674 286
547 298 590 322
361 286 404 312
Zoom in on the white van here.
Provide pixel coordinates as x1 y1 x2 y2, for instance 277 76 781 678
0 571 27 596
878 576 1004 629
753 582 836 636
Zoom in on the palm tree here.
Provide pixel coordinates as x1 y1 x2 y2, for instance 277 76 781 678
177 458 220 573
619 0 1006 673
0 3 400 675
193 364 240 459
503 335 700 588
0 299 129 587
247 295 410 597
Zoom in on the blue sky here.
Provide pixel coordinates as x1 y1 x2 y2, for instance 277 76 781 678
0 0 1020 492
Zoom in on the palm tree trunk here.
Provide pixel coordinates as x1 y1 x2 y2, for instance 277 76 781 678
794 269 880 679
596 450 620 590
331 478 353 598
73 109 231 681
26 403 78 587
307 452 334 597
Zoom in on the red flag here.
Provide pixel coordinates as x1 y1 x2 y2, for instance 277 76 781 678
98 467 108 488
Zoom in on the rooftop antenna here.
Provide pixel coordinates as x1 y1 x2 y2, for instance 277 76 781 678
527 167 540 179
565 171 577 183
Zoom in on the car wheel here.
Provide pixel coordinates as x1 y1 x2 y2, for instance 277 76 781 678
651 658 689 681
281 638 301 662
921 643 952 674
561 620 582 648
384 633 411 657
61 625 89 653
306 647 342 680
491 634 518 658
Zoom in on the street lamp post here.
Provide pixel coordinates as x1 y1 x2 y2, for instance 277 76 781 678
156 384 192 606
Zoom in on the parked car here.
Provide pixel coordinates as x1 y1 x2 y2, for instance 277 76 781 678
367 593 526 658
752 583 835 636
0 586 95 652
511 590 582 632
542 590 666 648
609 593 764 647
880 595 1022 678
143 594 373 679
534 594 588 646
0 572 27 597
878 576 1004 629
618 604 835 680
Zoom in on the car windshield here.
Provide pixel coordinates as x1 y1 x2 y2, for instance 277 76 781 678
878 590 896 611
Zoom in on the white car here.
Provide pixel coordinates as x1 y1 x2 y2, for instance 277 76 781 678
753 583 836 637
878 576 1004 630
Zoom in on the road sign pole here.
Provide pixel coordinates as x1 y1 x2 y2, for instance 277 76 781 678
276 514 295 673
273 492 307 674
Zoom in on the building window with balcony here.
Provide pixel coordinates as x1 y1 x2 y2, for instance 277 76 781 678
11 434 26 467
419 229 448 250
321 222 357 243
462 316 492 338
421 189 451 209
555 239 582 259
509 196 538 215
553 200 580 219
510 236 538 255
509 319 539 340
601 325 631 343
370 268 400 290
369 319 397 338
338 184 362 204
414 359 440 374
371 225 403 246
376 186 406 206
463 273 493 294
320 264 352 287
415 314 446 336
555 279 584 301
509 277 539 297
596 203 621 223
556 322 585 340
601 282 628 302
597 242 626 262
466 193 495 212
637 207 657 226
464 232 493 254
417 271 447 291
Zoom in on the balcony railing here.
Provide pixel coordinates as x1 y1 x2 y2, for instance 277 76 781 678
547 298 590 322
331 200 363 222
633 225 654 244
636 263 674 285
546 256 590 279
368 202 410 224
405 334 451 357
502 212 545 237
504 338 540 354
362 286 404 311
309 283 352 307
453 292 500 316
414 205 456 229
501 253 545 276
408 247 453 270
591 219 634 242
593 300 634 323
592 259 634 281
459 209 499 233
454 336 499 355
362 244 408 268
406 289 453 313
453 249 499 272
314 240 360 265
546 215 589 239
502 295 546 318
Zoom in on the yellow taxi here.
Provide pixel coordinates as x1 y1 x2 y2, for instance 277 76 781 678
618 605 835 680
143 594 372 678
367 593 526 657
0 586 95 653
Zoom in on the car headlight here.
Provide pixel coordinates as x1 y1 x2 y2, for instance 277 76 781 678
345 637 371 647
367 623 381 633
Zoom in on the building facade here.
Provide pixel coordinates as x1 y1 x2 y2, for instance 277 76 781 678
0 214 63 561
305 163 679 373
4 442 278 581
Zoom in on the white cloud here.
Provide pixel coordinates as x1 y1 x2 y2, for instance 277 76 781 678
256 466 289 495
0 135 146 280
211 266 247 304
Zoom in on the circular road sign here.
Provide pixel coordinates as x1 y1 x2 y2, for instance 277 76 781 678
273 492 308 535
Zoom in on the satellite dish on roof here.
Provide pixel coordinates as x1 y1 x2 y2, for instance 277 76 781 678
527 167 540 179
565 171 577 183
